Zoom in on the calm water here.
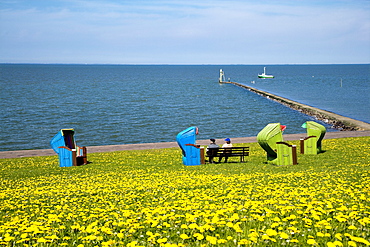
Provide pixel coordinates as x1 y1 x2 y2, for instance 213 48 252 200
241 65 370 124
1 64 369 151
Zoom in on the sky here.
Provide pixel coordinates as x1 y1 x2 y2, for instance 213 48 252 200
0 0 369 64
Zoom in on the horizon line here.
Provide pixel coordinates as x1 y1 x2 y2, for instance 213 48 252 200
1 62 369 66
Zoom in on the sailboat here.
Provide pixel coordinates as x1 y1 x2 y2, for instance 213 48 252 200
258 67 274 79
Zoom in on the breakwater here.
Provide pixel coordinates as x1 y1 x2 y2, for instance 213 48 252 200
222 82 370 131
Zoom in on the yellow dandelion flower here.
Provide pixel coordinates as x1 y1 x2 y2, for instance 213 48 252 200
280 232 289 239
262 235 271 240
335 233 342 241
180 224 188 229
127 241 139 247
206 236 217 245
188 223 198 229
164 244 178 247
270 222 279 228
289 214 297 219
37 237 47 243
307 239 317 245
333 241 343 246
266 229 277 236
194 233 204 240
348 241 357 247
46 235 59 240
4 236 15 242
317 232 325 237
226 222 233 228
157 238 167 244
350 236 370 245
102 240 115 246
217 239 227 244
249 233 258 243
86 235 97 241
180 233 190 240
16 239 28 244
238 239 250 245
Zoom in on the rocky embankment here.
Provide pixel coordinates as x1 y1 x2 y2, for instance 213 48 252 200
224 82 370 131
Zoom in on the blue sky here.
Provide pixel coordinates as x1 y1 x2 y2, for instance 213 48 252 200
1 0 369 64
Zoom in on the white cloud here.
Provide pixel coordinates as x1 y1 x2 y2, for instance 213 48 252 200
1 0 369 64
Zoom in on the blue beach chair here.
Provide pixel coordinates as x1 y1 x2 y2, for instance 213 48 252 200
176 126 202 166
50 129 87 167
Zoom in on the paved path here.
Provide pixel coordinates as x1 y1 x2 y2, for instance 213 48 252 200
1 131 369 159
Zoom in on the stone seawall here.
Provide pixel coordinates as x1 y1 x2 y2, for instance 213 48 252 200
223 82 370 131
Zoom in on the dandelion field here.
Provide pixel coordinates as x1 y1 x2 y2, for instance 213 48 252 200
1 137 369 247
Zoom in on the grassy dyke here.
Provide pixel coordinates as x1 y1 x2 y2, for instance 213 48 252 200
0 136 369 246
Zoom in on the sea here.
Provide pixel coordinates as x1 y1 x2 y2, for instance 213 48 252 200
1 64 369 151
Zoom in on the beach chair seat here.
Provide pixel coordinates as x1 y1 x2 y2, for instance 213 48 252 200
276 142 297 166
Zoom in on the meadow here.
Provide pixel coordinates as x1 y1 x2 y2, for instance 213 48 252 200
0 137 369 246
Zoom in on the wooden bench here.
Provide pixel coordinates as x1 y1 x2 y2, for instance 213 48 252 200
205 147 250 163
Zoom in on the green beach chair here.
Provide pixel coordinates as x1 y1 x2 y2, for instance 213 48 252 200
300 121 326 154
257 123 297 165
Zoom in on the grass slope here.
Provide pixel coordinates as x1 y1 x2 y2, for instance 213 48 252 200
0 137 369 246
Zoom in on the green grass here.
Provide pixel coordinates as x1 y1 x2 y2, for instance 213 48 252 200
0 137 369 246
